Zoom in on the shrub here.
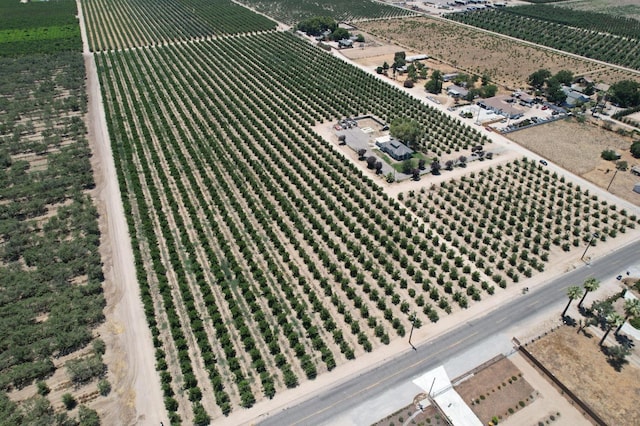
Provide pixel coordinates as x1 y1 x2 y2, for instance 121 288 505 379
78 405 100 426
36 381 50 396
66 355 106 385
62 393 76 410
98 379 111 396
601 149 618 161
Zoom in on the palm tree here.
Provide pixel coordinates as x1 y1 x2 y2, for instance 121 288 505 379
616 298 640 335
561 285 583 318
577 277 600 308
600 312 624 346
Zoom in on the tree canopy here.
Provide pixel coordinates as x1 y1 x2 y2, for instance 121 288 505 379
609 80 640 108
554 70 574 85
393 51 406 68
631 141 640 158
295 16 337 36
390 118 422 146
330 28 350 41
528 69 551 90
425 70 443 94
546 78 567 104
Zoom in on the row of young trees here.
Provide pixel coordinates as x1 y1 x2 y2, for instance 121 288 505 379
81 0 276 51
446 9 640 70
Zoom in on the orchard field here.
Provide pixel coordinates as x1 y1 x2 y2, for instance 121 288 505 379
80 0 276 51
0 0 80 56
236 0 415 25
95 25 640 423
0 0 106 423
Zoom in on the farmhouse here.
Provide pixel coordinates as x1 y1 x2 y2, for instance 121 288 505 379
375 136 414 161
562 87 590 107
478 96 524 119
447 84 469 98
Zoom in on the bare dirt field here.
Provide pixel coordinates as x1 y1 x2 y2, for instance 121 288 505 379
526 324 640 425
456 357 535 424
505 118 640 205
357 17 640 90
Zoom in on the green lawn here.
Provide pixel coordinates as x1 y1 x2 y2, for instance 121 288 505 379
376 149 432 174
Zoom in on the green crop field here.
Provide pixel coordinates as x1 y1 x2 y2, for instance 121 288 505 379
0 0 81 56
236 0 416 25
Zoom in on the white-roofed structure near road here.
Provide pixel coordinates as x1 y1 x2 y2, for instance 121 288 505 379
412 366 482 426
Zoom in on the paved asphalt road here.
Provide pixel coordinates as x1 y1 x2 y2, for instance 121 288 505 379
260 238 640 426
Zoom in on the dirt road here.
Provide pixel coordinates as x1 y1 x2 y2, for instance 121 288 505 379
77 1 167 423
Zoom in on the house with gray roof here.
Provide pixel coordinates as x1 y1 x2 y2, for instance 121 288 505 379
447 84 469 98
562 87 590 107
376 138 414 161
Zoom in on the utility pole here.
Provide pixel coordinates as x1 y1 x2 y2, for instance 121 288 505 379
408 312 417 350
581 232 599 261
606 168 618 191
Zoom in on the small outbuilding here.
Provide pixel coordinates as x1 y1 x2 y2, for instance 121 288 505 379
447 84 469 98
338 39 353 48
443 73 459 82
631 166 640 176
634 183 640 194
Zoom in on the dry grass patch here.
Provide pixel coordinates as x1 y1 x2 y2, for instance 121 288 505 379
526 325 640 425
357 17 640 90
